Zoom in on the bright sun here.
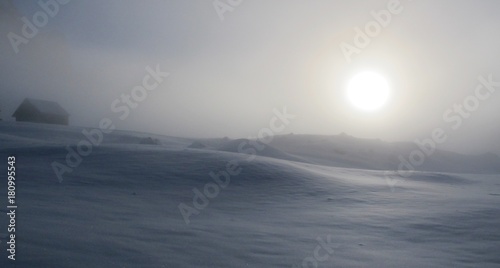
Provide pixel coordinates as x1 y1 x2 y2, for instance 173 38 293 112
346 72 390 111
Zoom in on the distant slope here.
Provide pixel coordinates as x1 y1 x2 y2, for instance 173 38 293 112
1 122 499 174
269 133 500 174
216 138 307 163
0 121 192 149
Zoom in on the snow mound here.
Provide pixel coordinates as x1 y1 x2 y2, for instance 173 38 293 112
138 136 161 145
187 141 207 149
269 134 500 174
217 138 306 163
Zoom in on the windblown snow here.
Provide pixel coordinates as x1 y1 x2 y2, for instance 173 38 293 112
0 122 499 267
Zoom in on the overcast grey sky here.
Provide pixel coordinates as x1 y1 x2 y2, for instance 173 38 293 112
1 0 499 154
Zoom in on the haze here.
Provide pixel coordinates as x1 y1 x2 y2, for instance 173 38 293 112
1 0 499 155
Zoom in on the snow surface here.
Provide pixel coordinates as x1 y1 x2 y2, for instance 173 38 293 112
0 121 499 267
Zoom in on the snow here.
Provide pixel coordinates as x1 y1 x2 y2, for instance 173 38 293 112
269 134 500 173
0 121 499 267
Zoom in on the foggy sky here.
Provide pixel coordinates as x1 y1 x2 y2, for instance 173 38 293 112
1 0 499 154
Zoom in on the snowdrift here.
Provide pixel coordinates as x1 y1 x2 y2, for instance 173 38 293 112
0 122 499 267
269 133 500 174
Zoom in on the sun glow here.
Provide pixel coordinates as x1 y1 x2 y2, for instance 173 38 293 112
347 72 390 111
